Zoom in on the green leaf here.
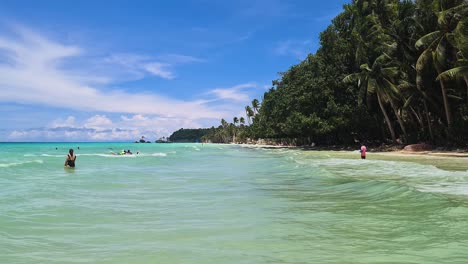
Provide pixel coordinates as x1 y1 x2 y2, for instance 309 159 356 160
381 67 399 78
437 66 468 80
403 95 414 109
415 31 442 50
367 78 377 94
416 49 433 73
359 63 371 71
447 94 464 100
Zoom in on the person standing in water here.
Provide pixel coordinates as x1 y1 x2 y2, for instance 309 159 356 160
360 145 367 159
64 149 77 167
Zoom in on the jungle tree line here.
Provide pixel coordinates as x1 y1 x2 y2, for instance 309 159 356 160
204 0 468 146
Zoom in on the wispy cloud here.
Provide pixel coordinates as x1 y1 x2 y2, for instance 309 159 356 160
0 25 261 141
155 54 204 64
8 127 143 142
8 114 204 141
0 26 223 119
102 53 176 80
142 62 174 79
101 53 204 80
273 39 313 60
207 83 257 102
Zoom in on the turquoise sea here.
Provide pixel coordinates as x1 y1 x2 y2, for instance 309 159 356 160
1 142 468 263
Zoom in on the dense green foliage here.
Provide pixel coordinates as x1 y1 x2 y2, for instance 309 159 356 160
204 0 468 146
168 128 211 142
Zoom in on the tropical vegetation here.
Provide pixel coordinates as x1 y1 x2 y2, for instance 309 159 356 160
168 128 211 142
202 0 468 147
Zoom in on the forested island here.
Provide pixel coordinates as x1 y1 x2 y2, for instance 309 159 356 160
168 128 211 142
195 0 468 147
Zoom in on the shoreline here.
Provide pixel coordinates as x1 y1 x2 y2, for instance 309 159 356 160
234 142 468 158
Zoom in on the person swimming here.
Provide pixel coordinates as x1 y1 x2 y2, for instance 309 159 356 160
65 149 77 167
126 149 132 155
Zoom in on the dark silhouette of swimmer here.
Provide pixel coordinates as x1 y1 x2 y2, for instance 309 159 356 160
65 149 77 167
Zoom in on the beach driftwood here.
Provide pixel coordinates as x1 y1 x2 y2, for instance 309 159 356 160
403 143 433 152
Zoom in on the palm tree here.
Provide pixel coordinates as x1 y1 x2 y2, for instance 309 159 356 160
245 106 254 125
415 0 468 129
344 54 406 143
437 19 468 102
220 118 228 128
239 117 245 127
252 99 260 115
232 117 239 142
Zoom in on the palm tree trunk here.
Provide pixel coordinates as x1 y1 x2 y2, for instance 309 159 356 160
388 97 408 143
419 90 445 118
464 76 468 103
411 107 425 132
423 99 434 142
439 80 452 129
377 93 396 143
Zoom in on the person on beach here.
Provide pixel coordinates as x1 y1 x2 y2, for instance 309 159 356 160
64 149 77 167
360 145 367 159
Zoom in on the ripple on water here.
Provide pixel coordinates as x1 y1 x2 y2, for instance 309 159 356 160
2 143 468 264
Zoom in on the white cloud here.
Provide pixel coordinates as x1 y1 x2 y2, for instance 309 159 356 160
207 83 257 102
120 114 148 122
102 53 177 80
9 114 204 141
0 25 262 141
274 40 312 59
50 115 77 128
0 26 226 120
156 54 204 64
143 62 174 79
7 127 142 142
84 115 113 129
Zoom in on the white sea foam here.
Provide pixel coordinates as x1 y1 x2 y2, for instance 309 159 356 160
74 153 136 158
0 160 43 168
291 154 468 197
151 153 167 157
41 154 62 157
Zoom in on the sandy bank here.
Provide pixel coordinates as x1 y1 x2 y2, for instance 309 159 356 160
235 142 468 158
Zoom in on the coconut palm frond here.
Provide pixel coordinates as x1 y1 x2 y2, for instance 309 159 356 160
415 31 442 50
434 38 450 69
343 73 360 83
367 78 377 94
416 49 433 73
403 95 414 109
447 94 464 100
359 63 371 71
437 66 468 80
381 67 400 78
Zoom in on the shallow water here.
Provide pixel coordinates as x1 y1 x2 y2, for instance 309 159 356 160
1 142 468 263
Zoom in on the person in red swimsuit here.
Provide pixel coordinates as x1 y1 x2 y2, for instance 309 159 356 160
360 145 367 159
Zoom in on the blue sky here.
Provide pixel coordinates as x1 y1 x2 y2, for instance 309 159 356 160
0 0 348 141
